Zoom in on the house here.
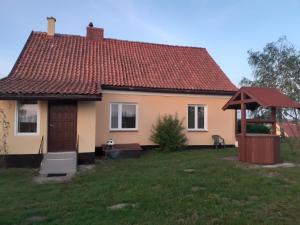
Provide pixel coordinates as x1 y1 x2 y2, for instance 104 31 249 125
277 122 300 137
0 17 237 167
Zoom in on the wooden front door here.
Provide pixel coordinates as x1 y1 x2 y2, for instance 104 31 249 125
48 101 77 152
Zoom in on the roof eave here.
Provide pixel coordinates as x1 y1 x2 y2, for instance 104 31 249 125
0 93 102 101
101 85 237 96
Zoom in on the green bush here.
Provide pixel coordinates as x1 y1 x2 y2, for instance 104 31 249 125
151 114 187 152
237 120 270 134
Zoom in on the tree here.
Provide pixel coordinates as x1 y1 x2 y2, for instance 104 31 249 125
240 36 300 121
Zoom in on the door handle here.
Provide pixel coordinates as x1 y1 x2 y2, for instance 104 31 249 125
49 124 54 128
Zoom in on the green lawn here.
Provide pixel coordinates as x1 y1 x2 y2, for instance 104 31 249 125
1 145 300 225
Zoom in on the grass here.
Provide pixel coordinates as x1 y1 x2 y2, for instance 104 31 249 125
1 144 300 225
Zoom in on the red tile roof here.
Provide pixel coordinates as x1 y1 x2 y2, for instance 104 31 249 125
278 122 300 137
223 87 300 110
0 31 237 99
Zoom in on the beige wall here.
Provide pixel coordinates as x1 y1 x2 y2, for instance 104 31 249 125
0 100 96 155
77 101 96 153
0 92 235 155
0 100 48 154
96 91 236 146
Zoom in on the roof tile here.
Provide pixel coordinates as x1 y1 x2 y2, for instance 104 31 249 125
0 32 237 97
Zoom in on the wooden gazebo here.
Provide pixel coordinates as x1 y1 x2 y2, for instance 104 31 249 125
223 87 300 164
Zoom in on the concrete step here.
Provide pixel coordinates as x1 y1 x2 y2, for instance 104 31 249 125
39 152 77 175
43 152 77 160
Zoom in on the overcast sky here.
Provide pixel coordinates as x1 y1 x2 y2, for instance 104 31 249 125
1 0 300 86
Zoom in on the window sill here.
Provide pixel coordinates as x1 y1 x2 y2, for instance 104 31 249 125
187 129 208 132
109 129 138 132
15 133 40 136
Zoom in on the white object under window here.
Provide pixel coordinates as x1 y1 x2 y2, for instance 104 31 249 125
187 105 208 131
16 100 39 135
110 103 138 130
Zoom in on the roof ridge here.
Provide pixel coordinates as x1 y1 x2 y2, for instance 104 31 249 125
242 86 280 90
32 31 206 49
33 31 84 39
104 38 206 50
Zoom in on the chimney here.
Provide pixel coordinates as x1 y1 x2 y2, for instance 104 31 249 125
86 22 104 41
47 17 56 36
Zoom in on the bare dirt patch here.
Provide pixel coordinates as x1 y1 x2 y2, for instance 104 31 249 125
183 169 195 173
33 174 74 184
21 216 47 225
108 203 136 210
221 156 297 169
222 156 238 161
78 164 95 172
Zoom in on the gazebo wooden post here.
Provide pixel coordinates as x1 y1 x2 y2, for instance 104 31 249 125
271 107 276 135
240 91 246 161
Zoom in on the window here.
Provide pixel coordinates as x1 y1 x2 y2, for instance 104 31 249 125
188 105 207 130
110 103 138 130
16 100 39 134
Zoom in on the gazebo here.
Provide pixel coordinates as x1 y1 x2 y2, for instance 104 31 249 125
223 87 300 164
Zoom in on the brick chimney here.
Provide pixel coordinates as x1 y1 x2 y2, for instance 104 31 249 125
86 22 104 41
47 17 56 36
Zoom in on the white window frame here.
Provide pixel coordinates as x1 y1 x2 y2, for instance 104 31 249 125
109 103 138 131
15 100 40 136
187 104 208 131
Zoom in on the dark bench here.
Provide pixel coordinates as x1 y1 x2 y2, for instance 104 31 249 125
102 143 143 159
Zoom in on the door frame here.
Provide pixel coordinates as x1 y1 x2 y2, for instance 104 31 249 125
47 101 78 153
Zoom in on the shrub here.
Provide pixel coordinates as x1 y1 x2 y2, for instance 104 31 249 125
151 114 187 152
237 120 270 134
